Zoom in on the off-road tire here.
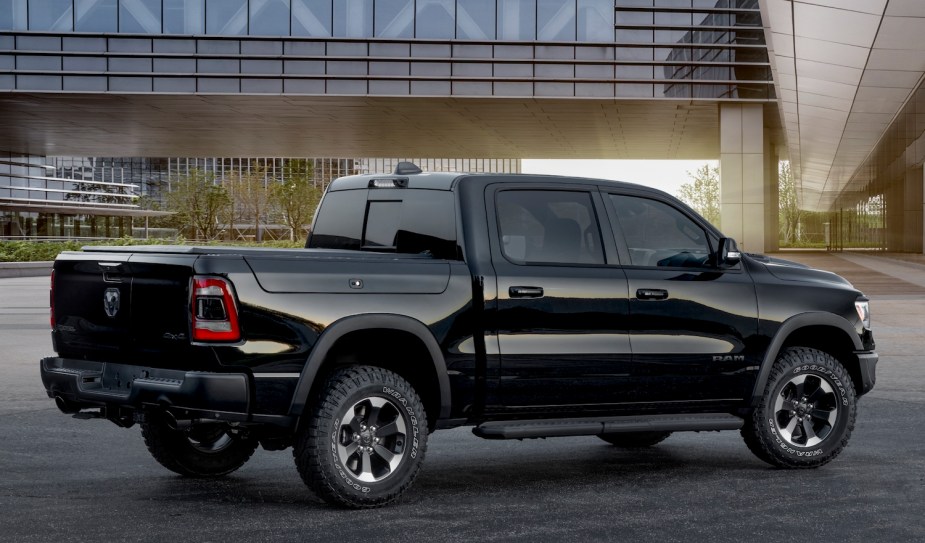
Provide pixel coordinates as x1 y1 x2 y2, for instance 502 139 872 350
742 347 856 468
293 365 428 509
141 415 258 477
599 431 672 448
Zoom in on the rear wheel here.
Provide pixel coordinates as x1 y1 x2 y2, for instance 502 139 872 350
742 347 856 468
293 365 427 509
599 431 671 448
141 415 258 477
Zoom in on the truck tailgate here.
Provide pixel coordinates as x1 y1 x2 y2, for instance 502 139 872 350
52 251 216 370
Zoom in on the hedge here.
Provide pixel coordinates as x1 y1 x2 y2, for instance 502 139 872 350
0 239 303 263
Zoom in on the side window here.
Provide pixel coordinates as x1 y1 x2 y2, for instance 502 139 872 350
609 194 711 268
496 190 605 265
310 189 459 259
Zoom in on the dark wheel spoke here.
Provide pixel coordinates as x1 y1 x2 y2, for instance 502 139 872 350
358 450 375 480
348 417 363 434
373 444 396 465
807 385 828 404
342 441 359 458
375 420 401 438
812 407 836 425
802 419 819 445
364 397 388 428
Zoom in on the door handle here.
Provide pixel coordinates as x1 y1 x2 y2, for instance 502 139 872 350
509 286 544 298
636 288 668 300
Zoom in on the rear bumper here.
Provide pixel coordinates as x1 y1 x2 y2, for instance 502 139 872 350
856 351 878 396
40 357 250 418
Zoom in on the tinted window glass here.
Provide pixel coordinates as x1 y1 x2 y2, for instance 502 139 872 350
308 189 367 250
375 0 413 38
163 0 203 34
76 0 117 32
363 201 402 247
292 0 331 36
497 0 535 40
309 189 459 260
120 0 162 32
1 0 28 30
416 0 454 38
538 0 575 41
457 0 495 39
609 194 710 268
28 0 73 30
496 190 604 265
334 0 372 37
250 0 291 35
206 0 247 34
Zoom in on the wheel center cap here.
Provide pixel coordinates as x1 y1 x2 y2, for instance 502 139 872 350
360 430 374 445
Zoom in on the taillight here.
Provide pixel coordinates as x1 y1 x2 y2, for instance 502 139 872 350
49 269 55 330
191 276 241 342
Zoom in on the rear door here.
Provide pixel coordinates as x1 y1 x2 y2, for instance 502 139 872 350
603 191 760 403
486 184 633 409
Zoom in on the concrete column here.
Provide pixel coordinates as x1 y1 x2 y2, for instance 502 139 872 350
764 142 780 252
905 166 924 253
720 103 767 253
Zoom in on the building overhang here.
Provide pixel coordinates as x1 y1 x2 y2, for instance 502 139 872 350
0 93 742 160
762 0 925 212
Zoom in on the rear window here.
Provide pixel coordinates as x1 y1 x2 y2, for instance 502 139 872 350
309 189 460 260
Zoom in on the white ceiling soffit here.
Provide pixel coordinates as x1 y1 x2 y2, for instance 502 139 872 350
761 0 925 211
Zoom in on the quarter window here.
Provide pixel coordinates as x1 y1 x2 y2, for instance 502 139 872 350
496 190 605 265
609 194 711 268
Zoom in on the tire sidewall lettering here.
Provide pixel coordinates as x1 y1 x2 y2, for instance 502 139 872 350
326 383 423 496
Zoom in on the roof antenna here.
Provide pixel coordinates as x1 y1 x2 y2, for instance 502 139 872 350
394 161 422 175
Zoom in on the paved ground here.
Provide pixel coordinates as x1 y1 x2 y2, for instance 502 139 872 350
2 255 924 542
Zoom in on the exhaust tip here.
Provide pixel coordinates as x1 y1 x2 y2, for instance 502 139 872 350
162 410 191 431
54 395 81 414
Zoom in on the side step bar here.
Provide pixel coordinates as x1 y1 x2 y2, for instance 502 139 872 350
472 413 743 440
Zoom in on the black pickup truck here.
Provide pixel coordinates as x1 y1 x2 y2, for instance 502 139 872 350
41 164 877 508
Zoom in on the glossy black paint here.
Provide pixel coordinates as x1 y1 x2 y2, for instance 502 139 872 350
44 172 877 432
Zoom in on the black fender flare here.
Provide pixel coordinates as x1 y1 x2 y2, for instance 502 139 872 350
749 312 862 407
288 314 452 420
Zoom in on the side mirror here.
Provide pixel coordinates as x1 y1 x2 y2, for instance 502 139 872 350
716 237 741 267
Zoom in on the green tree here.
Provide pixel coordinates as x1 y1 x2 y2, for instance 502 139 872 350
227 164 272 241
678 164 721 228
166 168 230 240
269 159 322 242
778 161 803 245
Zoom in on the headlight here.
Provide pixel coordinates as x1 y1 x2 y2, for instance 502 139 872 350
855 300 871 330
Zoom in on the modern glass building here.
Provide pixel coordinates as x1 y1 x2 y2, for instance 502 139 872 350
0 152 519 239
0 0 771 100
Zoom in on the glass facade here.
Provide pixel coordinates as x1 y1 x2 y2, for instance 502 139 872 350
4 0 611 40
1 0 768 49
1 153 520 239
3 0 771 99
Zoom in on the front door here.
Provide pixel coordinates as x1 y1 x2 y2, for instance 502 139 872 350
603 192 760 404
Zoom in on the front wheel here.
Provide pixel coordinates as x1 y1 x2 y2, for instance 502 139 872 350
293 366 428 508
742 347 857 468
141 416 258 477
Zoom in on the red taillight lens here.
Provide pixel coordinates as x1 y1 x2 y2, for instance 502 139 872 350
49 269 55 330
191 276 241 342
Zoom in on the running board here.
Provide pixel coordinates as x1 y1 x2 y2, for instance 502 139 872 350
472 413 743 440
